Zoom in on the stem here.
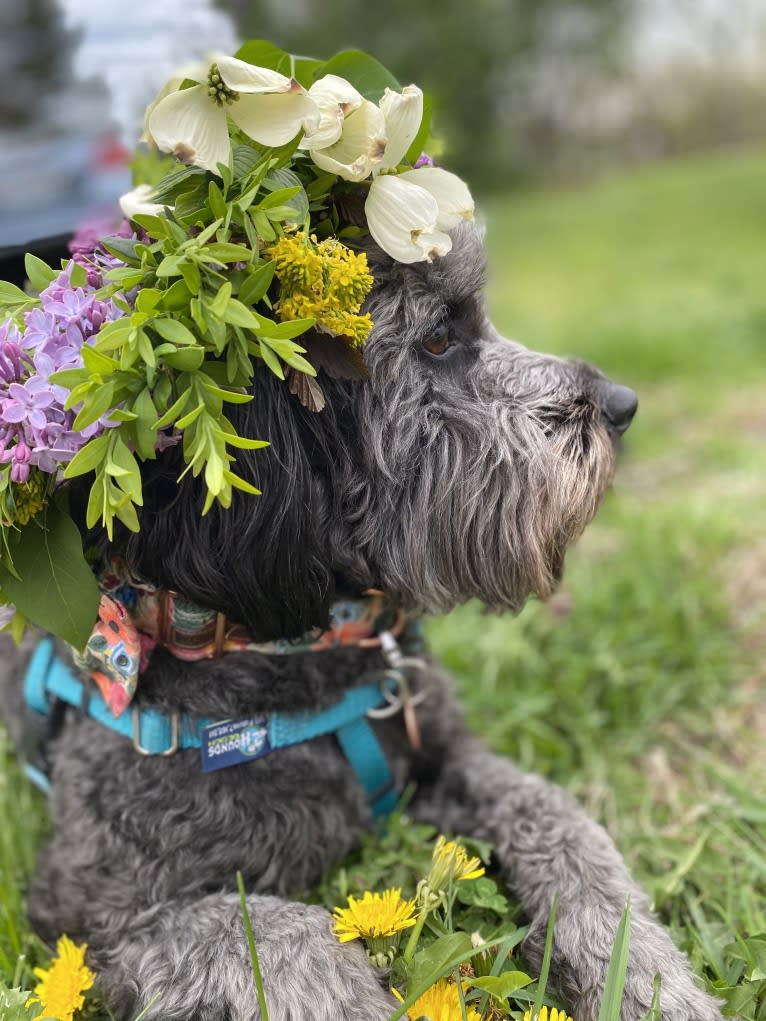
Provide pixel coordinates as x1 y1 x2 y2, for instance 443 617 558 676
402 907 429 966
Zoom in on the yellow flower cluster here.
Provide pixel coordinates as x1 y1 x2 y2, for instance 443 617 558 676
26 935 95 1021
11 470 46 525
332 888 417 943
405 978 481 1021
524 1007 575 1021
270 232 374 347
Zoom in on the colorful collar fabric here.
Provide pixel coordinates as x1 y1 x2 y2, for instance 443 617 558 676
72 557 408 718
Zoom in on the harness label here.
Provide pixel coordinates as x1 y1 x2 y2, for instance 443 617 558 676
200 716 271 772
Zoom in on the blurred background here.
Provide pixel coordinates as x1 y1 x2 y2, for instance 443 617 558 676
3 0 766 243
1 0 765 1001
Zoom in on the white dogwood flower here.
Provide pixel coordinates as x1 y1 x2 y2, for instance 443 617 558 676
299 74 366 152
145 55 320 174
304 79 473 263
364 174 453 264
306 82 423 183
396 167 475 229
119 184 165 221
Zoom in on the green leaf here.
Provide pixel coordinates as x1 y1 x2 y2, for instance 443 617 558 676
224 469 262 495
178 258 201 296
73 381 116 431
162 346 205 371
317 49 401 101
467 971 532 1000
0 280 34 309
256 339 284 379
159 278 194 310
69 262 87 288
101 235 141 264
135 287 163 314
24 253 56 292
154 388 191 429
134 388 158 459
204 242 253 263
250 210 276 242
239 260 276 307
62 431 110 478
222 298 261 328
217 431 269 450
208 180 227 218
210 281 233 319
152 317 199 346
176 403 205 430
107 436 143 503
202 383 252 404
234 39 292 76
80 345 120 374
408 932 475 994
156 255 184 277
0 501 99 648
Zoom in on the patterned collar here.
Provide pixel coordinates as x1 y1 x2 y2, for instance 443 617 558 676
72 557 411 718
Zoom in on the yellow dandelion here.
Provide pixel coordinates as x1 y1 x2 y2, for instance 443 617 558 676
405 977 481 1021
427 836 485 893
332 888 417 943
26 935 95 1021
524 1007 575 1021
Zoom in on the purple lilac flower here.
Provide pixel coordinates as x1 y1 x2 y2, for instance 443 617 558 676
69 216 134 289
414 152 434 168
0 231 133 481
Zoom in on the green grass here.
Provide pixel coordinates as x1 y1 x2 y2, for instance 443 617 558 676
2 146 766 1018
428 146 766 1016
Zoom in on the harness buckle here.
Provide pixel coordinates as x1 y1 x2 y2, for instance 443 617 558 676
132 707 179 756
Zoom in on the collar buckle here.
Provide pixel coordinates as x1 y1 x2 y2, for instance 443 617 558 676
132 706 180 756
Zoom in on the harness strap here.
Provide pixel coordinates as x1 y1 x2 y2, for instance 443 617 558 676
24 638 399 817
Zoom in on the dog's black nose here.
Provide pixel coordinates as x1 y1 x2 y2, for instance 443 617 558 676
599 382 638 434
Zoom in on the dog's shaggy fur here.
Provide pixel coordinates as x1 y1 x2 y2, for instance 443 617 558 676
1 224 722 1021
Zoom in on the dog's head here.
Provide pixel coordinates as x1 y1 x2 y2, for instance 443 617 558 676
115 223 635 639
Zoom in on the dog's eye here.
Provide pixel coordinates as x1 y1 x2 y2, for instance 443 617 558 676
422 325 450 356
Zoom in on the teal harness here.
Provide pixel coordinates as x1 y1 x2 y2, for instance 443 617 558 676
23 636 414 818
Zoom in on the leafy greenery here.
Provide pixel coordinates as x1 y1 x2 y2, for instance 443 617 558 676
0 41 401 644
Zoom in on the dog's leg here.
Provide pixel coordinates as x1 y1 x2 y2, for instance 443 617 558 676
82 893 395 1021
411 734 723 1021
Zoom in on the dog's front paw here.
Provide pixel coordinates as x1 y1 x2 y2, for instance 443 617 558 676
526 905 724 1021
92 894 397 1021
252 901 397 1021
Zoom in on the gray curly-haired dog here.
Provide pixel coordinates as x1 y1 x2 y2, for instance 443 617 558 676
1 223 722 1021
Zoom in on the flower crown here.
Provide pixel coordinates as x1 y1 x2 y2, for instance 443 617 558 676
0 41 474 646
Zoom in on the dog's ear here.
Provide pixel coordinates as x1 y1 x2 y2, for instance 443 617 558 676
83 367 344 640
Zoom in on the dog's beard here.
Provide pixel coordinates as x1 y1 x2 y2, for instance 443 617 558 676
339 371 616 614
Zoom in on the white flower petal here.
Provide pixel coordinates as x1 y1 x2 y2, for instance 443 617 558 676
231 91 321 147
147 85 231 174
398 167 474 229
215 55 294 94
142 62 207 145
300 74 364 151
119 184 165 220
309 100 386 182
378 85 423 169
365 175 452 263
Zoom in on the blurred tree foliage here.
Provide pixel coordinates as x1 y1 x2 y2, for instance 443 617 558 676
225 0 629 190
0 0 75 128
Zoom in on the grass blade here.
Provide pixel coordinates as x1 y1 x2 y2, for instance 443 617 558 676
529 893 559 1021
236 872 269 1021
597 900 632 1021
